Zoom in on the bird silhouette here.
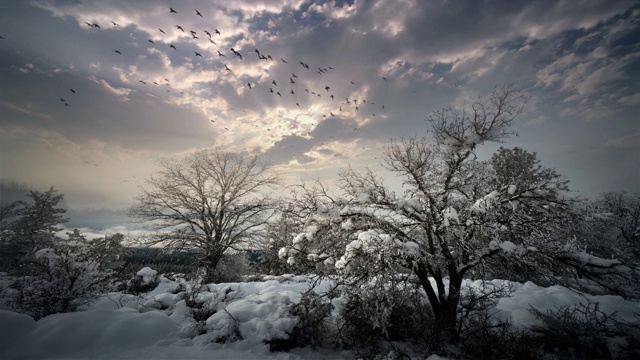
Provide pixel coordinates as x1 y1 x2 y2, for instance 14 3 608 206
290 90 295 95
281 58 288 63
277 92 282 97
170 7 177 13
215 29 220 35
247 83 252 89
272 80 277 86
92 23 100 28
148 39 155 44
204 30 211 37
115 50 122 55
224 65 231 71
290 78 295 84
209 39 216 44
191 34 198 39
190 30 196 35
195 52 202 57
217 50 225 57
60 98 66 102
70 89 76 93
325 86 330 92
170 44 177 50
111 21 119 26
84 22 92 27
159 28 166 34
176 25 184 32
195 9 203 17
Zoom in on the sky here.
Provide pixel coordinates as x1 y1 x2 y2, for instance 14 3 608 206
1 0 639 234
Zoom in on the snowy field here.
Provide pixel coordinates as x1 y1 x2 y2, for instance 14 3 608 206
1 271 639 359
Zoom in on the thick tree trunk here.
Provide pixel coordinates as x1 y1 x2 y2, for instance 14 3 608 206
416 262 463 342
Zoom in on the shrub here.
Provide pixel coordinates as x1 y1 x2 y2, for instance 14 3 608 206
528 300 640 359
8 242 112 320
268 289 334 351
209 252 251 283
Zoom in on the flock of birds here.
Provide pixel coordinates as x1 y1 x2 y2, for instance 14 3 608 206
78 7 388 128
3 5 397 172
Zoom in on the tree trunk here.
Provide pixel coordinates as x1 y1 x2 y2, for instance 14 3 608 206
416 262 463 342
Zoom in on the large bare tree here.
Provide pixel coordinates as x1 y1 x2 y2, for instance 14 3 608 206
129 148 280 282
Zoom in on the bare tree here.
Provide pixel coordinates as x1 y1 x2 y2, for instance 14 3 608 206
129 148 280 282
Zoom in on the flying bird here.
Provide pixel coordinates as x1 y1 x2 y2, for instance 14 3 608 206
159 28 166 34
170 7 177 13
148 39 155 44
215 29 220 35
325 86 330 92
195 9 203 17
217 50 225 57
176 25 184 32
84 22 92 27
60 98 66 102
224 64 231 71
247 83 252 89
281 58 288 63
115 50 122 55
272 80 277 86
111 21 119 26
92 23 100 29
204 30 211 37
170 44 177 50
209 39 216 44
195 51 202 57
70 89 76 93
139 80 147 84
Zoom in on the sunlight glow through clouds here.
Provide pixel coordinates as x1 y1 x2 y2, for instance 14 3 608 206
1 0 638 224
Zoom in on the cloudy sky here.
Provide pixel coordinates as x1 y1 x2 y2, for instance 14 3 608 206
1 0 639 233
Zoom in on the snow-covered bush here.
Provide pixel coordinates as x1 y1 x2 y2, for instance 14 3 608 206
125 267 160 295
268 289 333 351
9 238 114 320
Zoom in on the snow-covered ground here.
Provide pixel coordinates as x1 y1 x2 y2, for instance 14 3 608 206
1 273 639 359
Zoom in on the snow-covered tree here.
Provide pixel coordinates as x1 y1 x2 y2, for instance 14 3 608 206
281 86 638 342
129 148 281 283
0 187 68 274
585 192 640 260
